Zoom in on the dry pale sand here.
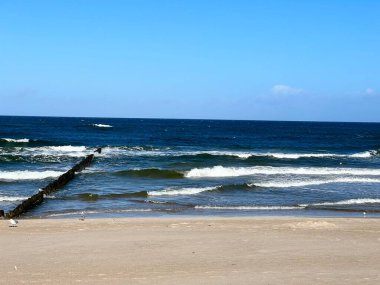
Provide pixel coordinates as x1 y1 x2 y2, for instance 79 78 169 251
1 217 380 284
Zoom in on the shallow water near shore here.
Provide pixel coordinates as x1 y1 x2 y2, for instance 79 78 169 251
1 116 380 218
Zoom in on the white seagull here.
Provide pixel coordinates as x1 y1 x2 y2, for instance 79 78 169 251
79 211 85 221
9 219 18 227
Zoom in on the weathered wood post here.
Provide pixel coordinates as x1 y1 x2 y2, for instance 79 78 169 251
5 149 99 219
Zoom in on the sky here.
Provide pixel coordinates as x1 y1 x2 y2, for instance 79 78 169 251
0 0 379 122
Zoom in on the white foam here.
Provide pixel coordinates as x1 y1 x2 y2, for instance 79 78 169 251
1 138 30 143
198 151 252 159
185 166 380 178
148 186 218 196
0 170 63 181
305 198 380 207
33 146 88 158
184 150 375 160
166 150 375 159
45 146 86 152
41 146 375 160
255 177 380 188
99 146 162 158
350 151 373 158
0 196 29 202
0 145 90 158
263 152 341 159
195 205 304 210
255 151 376 159
93 124 113 128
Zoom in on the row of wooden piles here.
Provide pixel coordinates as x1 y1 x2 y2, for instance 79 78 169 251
0 149 100 219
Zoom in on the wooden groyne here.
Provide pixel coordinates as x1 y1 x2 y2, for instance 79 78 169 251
3 151 98 219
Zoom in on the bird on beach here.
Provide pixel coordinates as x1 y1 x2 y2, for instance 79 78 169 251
363 211 367 217
9 219 18 227
79 211 85 221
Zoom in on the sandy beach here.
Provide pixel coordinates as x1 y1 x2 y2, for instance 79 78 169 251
1 217 379 284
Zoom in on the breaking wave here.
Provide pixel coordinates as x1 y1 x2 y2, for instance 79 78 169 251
254 151 374 159
255 177 380 188
98 148 377 159
1 138 30 143
0 170 63 181
0 145 89 158
195 205 304 210
303 198 380 207
147 183 254 196
2 144 378 161
195 198 380 212
148 186 218 196
185 165 380 178
92 124 113 128
0 196 29 202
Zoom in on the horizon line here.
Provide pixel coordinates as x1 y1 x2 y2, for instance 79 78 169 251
0 114 379 124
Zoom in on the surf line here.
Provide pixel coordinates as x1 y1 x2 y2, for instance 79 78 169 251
1 148 102 219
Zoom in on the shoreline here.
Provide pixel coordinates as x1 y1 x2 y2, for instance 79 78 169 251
1 216 380 284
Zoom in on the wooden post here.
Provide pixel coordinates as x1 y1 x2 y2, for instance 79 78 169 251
5 151 98 219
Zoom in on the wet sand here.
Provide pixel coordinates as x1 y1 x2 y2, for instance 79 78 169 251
1 217 379 284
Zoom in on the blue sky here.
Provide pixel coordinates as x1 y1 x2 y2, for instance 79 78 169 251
0 0 379 121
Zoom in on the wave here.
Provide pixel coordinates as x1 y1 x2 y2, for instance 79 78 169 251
115 168 184 179
76 146 379 160
1 138 30 143
252 151 374 159
0 196 29 202
185 165 380 178
76 191 148 201
161 150 377 160
195 205 304 210
32 146 88 158
148 186 218 196
147 183 254 196
111 149 377 159
187 151 252 159
0 145 90 158
0 170 63 181
349 151 374 158
255 177 380 188
304 198 380 207
195 198 380 211
92 124 112 128
3 144 376 161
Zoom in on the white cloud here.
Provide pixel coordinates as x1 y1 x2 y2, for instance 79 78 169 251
365 88 375 95
271 84 303 95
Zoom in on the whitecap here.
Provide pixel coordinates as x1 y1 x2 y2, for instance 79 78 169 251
0 196 29 202
195 205 304 210
304 198 380 207
1 138 30 143
93 124 113 128
148 186 218 196
349 151 373 158
185 166 380 178
0 170 63 181
0 145 89 158
255 177 380 188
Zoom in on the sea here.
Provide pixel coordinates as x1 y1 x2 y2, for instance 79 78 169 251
1 116 380 218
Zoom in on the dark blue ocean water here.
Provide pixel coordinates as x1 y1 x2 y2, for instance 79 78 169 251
1 116 380 218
